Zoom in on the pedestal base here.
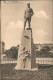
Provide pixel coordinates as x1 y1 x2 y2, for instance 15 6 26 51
15 29 38 70
15 67 38 71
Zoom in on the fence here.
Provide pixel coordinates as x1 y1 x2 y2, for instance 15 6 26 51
1 58 53 65
36 58 53 65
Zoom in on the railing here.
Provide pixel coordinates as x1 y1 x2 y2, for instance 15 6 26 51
36 58 53 65
1 60 17 64
1 58 53 65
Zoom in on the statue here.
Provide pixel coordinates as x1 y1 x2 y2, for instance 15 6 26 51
24 3 34 30
15 4 38 70
19 49 30 68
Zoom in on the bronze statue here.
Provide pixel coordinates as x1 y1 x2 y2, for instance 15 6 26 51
24 3 34 30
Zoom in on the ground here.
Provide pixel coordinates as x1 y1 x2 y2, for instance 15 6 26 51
1 63 53 80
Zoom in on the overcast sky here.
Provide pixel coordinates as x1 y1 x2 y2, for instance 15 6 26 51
1 0 53 49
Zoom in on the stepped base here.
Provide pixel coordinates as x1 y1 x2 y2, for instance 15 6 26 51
15 67 38 71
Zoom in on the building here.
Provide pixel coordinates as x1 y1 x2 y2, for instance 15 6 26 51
1 41 5 54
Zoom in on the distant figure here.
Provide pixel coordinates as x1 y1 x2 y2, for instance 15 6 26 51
24 3 34 30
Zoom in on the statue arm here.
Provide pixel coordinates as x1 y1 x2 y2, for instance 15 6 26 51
31 9 34 16
24 10 26 19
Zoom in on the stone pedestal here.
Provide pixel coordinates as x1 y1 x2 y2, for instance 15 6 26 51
15 29 38 70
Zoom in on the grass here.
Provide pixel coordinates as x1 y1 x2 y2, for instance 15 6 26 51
1 63 53 80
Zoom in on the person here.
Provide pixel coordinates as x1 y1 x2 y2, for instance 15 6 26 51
24 3 34 30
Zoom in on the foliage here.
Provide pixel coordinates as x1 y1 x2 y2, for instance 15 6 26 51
36 46 53 58
5 46 19 59
4 45 53 59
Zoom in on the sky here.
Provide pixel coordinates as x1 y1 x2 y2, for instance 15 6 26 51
1 0 53 49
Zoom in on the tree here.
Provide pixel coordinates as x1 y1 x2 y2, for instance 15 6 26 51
5 46 19 59
36 45 53 58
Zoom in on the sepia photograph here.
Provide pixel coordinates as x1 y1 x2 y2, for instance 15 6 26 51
1 0 53 80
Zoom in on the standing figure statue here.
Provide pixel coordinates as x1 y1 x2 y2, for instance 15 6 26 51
24 3 34 30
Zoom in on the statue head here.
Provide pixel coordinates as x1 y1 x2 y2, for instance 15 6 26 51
27 3 30 8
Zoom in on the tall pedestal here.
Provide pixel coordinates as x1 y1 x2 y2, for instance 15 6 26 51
15 29 38 70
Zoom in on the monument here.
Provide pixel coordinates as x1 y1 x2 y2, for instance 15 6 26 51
15 3 38 70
